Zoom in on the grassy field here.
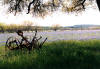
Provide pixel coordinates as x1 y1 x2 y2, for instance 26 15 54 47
0 40 100 69
1 30 100 46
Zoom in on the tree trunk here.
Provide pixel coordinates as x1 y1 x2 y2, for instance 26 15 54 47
96 0 100 11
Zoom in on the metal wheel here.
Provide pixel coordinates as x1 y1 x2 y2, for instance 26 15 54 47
5 37 20 50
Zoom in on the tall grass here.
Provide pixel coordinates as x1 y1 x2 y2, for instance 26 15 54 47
0 40 100 69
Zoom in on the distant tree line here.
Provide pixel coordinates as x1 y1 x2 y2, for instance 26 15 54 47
0 23 42 33
0 22 62 33
2 22 99 33
0 22 64 33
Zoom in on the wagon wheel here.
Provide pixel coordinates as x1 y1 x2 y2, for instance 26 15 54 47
5 37 20 50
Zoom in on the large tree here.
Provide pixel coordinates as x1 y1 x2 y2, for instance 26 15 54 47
2 0 96 16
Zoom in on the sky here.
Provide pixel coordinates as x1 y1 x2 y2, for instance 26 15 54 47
0 0 100 27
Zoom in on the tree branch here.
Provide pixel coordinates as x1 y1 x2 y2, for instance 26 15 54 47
27 0 35 14
74 0 86 9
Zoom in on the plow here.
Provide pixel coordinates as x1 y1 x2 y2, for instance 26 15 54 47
5 30 47 52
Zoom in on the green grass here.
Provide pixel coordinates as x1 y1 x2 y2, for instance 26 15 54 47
0 40 100 69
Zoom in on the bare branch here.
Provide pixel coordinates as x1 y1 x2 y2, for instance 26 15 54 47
27 0 35 14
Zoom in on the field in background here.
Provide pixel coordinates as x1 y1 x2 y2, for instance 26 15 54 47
1 30 100 46
0 40 100 69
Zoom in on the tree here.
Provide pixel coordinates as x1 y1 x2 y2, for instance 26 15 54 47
0 23 6 33
6 24 20 32
3 0 29 15
21 20 34 31
51 24 61 31
96 0 100 11
2 0 95 16
3 0 46 16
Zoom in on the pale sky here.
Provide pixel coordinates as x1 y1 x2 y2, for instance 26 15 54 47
0 0 100 27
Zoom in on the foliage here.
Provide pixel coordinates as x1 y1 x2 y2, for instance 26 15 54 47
0 23 7 33
2 0 94 16
0 22 43 33
51 24 61 31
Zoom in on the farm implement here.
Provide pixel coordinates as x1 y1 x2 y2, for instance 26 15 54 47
5 30 47 52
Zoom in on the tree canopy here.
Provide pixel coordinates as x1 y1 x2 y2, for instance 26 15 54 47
2 0 96 17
